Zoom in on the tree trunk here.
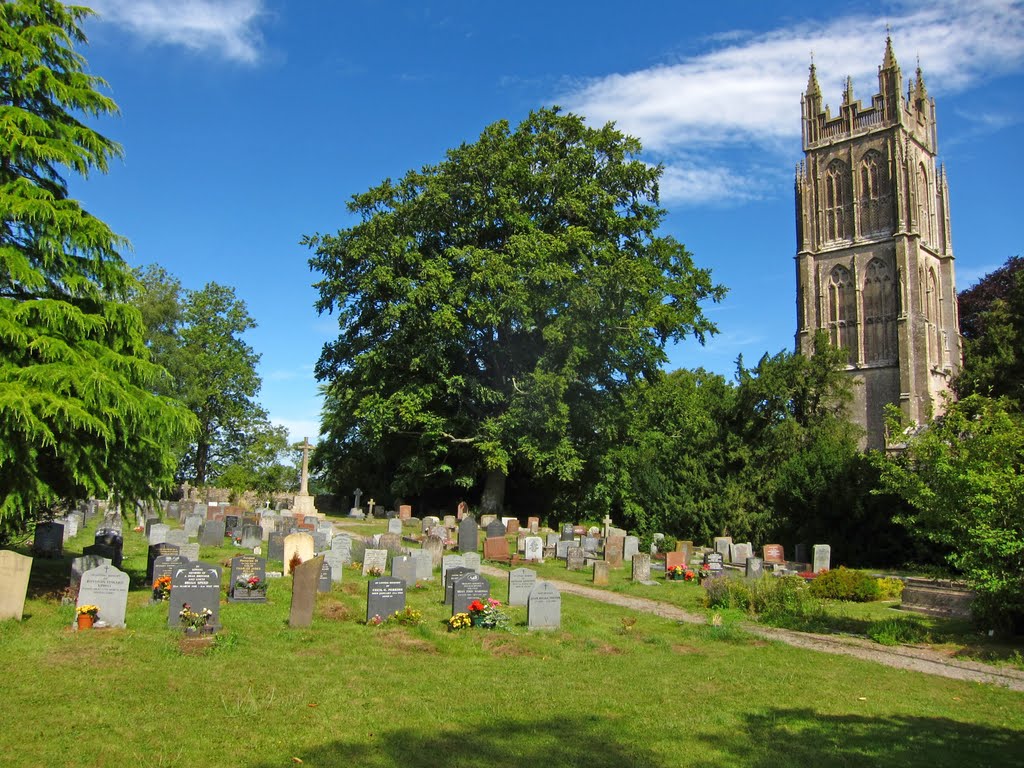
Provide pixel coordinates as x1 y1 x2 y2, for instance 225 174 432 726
480 468 506 516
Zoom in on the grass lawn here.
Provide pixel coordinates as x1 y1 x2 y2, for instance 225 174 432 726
1 518 1021 767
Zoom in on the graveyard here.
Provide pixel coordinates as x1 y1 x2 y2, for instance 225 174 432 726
1 501 1022 768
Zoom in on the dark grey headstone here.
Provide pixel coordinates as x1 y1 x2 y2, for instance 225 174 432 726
560 523 575 542
458 516 478 553
70 554 110 589
566 546 585 571
366 577 406 622
152 555 189 585
451 572 491 614
241 525 263 549
444 566 474 604
703 551 724 578
33 522 64 558
224 515 241 538
441 554 465 585
167 562 222 629
527 582 561 629
745 557 764 579
199 519 226 547
319 560 332 592
147 543 180 581
229 555 268 602
289 555 323 628
268 532 285 562
83 543 121 568
485 519 506 538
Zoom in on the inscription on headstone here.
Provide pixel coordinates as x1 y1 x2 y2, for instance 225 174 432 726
76 565 130 629
361 548 388 577
813 544 831 574
168 562 222 629
524 536 543 561
366 577 406 622
451 572 491 614
508 568 536 607
229 555 268 602
527 582 561 630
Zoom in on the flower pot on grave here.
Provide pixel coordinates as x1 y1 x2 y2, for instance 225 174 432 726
77 613 95 630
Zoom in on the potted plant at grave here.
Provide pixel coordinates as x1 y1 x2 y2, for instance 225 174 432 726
447 612 471 632
466 598 509 630
152 575 172 601
683 568 696 582
76 604 99 630
178 603 214 634
234 574 267 597
698 563 712 581
666 565 685 581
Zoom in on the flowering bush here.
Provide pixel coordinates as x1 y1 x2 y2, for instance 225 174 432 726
683 569 695 582
152 576 172 601
666 565 685 579
76 604 99 617
467 598 509 630
448 612 472 631
388 607 423 626
698 563 713 581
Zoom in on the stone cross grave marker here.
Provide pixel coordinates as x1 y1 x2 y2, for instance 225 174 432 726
361 548 388 577
0 551 32 620
451 572 491 615
527 582 561 630
289 555 323 628
168 562 222 629
508 567 536 607
458 516 478 553
76 565 129 629
366 576 405 623
229 555 267 602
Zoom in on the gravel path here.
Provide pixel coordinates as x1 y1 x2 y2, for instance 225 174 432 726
479 565 1024 691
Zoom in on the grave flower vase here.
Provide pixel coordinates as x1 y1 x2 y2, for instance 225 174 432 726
77 613 95 630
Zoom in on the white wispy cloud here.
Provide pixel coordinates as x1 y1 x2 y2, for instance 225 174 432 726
91 0 267 63
560 0 1024 205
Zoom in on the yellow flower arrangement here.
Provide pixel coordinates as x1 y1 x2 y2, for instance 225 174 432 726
76 604 99 617
447 612 472 631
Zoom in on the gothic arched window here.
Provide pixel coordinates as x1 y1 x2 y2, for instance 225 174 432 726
859 150 890 235
824 160 851 242
917 162 932 245
863 258 897 363
926 267 942 366
827 265 857 362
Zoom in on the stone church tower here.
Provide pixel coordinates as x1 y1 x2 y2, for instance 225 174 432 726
794 38 961 449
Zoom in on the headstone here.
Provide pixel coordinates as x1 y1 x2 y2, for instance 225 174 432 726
241 525 263 549
762 544 785 563
387 518 403 536
147 543 179 581
70 554 110 589
745 557 764 579
82 543 120 568
508 568 536 607
76 565 130 629
581 536 599 554
229 555 268 602
703 551 724 578
485 519 506 538
366 576 406 622
631 553 651 582
289 555 323 628
560 523 575 542
183 515 203 539
463 552 481 573
361 548 388 577
152 554 189 585
422 535 445 568
378 533 402 553
410 550 433 581
178 542 200 562
714 537 732 561
565 546 584 571
479 514 496 528
794 543 809 563
813 544 831 573
456 501 469 519
422 516 440 534
527 582 561 630
391 555 417 586
318 560 332 592
32 521 63 558
458 516 478 553
199 519 226 547
0 551 32 620
166 529 188 547
147 523 170 546
623 536 640 563
441 554 465 586
443 515 457 530
483 537 510 561
555 540 574 560
505 519 520 536
444 566 473 604
527 516 540 533
592 560 610 586
665 551 685 570
311 531 328 553
331 534 353 561
523 536 543 561
284 533 315 575
167 562 222 629
677 541 693 565
731 542 752 565
224 515 241 539
451 572 491 614
61 515 80 542
323 550 346 583
605 535 625 567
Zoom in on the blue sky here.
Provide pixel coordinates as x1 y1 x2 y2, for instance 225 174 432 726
71 0 1024 442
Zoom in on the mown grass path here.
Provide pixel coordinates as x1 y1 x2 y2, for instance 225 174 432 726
478 564 1024 691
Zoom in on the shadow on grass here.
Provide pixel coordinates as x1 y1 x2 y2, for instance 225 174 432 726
247 715 662 768
706 707 1024 768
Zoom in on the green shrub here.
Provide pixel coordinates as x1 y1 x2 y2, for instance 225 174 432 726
702 577 751 610
867 617 930 646
876 577 905 600
808 567 881 602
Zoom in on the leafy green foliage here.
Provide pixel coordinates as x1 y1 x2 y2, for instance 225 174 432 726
0 1 196 535
867 617 931 646
306 108 724 512
807 567 881 602
877 395 1024 630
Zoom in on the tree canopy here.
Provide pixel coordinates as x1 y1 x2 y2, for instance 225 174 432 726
306 108 725 513
0 0 196 535
131 266 269 487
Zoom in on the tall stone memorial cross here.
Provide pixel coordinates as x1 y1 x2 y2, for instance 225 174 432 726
299 437 312 495
602 515 613 539
353 487 363 510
